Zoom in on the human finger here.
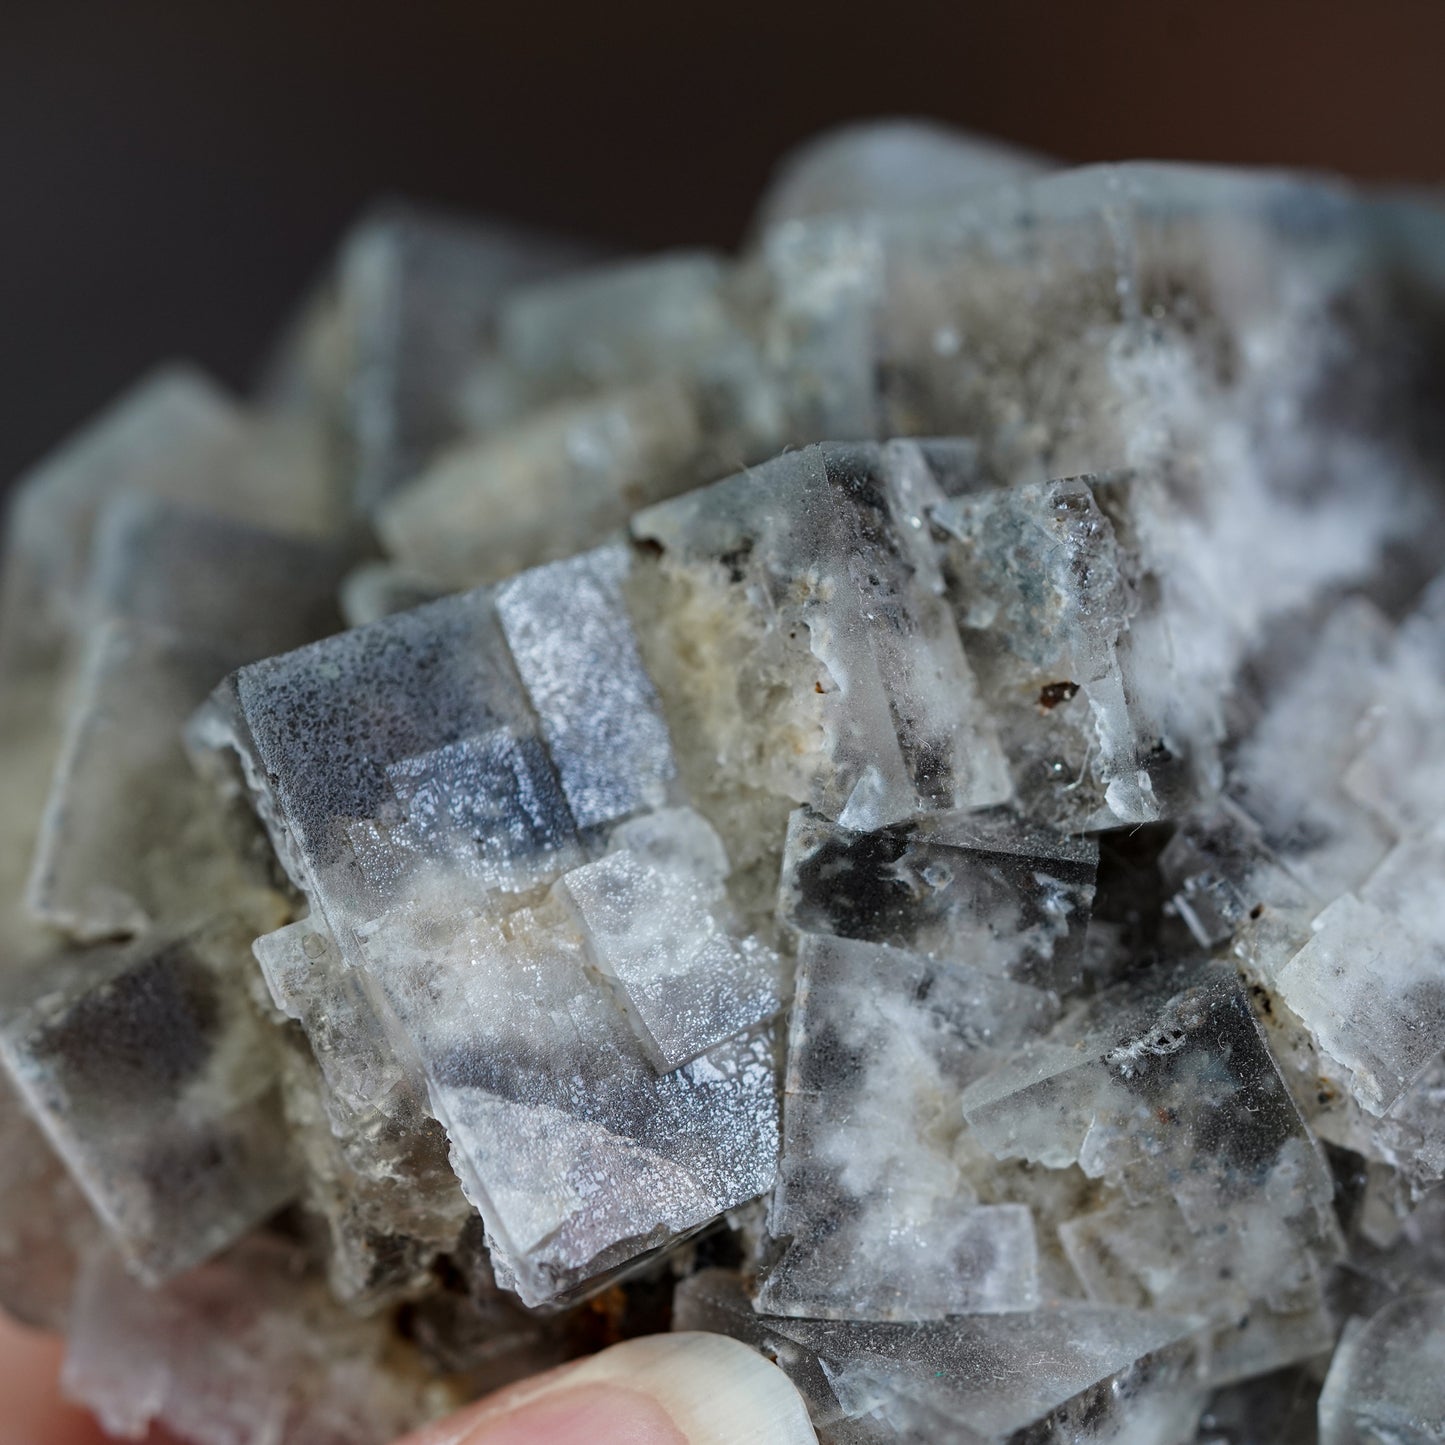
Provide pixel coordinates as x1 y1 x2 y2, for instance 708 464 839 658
395 1332 818 1445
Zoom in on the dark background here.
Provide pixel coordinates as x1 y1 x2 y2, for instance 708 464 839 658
4 0 1442 484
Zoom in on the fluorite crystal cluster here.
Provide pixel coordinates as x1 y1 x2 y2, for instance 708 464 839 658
2 121 1445 1443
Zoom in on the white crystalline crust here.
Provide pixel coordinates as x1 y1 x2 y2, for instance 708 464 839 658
2 129 1445 1445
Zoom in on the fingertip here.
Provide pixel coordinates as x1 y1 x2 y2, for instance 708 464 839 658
400 1332 817 1445
0 1311 113 1445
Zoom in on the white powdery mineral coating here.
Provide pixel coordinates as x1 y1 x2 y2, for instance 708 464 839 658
759 934 1051 1321
1229 599 1397 901
1344 576 1445 840
1105 321 1435 801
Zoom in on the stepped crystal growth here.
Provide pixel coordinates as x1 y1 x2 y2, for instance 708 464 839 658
2 121 1445 1442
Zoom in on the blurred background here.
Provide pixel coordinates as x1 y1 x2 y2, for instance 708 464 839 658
4 0 1441 484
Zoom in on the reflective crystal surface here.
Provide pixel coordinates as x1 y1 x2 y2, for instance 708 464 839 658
1 122 1444 1444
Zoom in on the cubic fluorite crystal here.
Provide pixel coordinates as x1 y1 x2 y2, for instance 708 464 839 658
3 119 1445 1442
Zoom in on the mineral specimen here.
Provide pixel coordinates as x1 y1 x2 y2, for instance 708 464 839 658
1317 1292 1445 1445
2 120 1445 1444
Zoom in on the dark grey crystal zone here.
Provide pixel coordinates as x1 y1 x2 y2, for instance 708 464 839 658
1 121 1444 1443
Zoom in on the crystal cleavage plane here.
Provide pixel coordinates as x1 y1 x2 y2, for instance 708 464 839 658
1 122 1445 1443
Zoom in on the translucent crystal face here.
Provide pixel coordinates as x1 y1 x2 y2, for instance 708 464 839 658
1318 1292 1445 1445
759 933 1053 1322
5 126 1445 1445
780 809 1099 991
195 546 786 1308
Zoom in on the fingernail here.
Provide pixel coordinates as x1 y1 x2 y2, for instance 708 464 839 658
411 1332 818 1445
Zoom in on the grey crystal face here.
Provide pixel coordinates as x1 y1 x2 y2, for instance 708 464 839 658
496 252 736 393
199 543 785 1307
676 1267 1205 1445
222 587 559 898
755 120 1051 230
7 129 1445 1445
494 545 676 832
82 492 348 659
0 368 246 667
781 809 1098 992
1 930 297 1283
60 1239 512 1445
0 1068 86 1332
0 388 349 1291
959 963 1344 1375
26 624 240 942
963 965 1318 1191
27 495 348 946
633 439 1011 833
351 897 780 1309
1318 1292 1445 1445
340 207 598 513
1159 801 1319 953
